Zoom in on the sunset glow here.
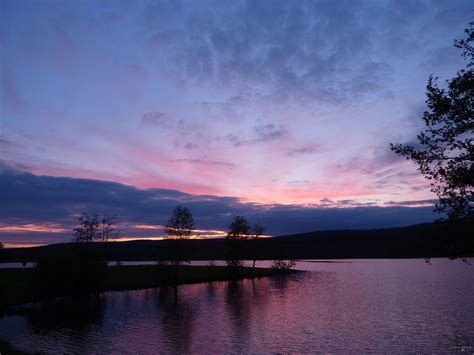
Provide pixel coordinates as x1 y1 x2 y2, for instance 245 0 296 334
0 224 67 233
1 0 471 247
0 2 472 354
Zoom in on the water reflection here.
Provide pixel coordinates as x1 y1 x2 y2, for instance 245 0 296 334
225 281 250 352
156 287 196 354
27 295 106 332
0 260 473 353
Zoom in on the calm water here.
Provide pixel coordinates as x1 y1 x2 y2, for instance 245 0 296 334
1 259 473 353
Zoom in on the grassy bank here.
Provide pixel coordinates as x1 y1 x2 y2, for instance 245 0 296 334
0 265 296 306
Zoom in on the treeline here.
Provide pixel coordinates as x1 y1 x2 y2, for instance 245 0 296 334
69 206 296 270
1 219 473 263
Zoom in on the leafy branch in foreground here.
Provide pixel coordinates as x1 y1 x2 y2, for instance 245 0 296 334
391 21 473 221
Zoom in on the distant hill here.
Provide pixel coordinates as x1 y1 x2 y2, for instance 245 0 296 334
0 220 472 262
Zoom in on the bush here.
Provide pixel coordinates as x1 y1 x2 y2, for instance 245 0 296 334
271 260 296 270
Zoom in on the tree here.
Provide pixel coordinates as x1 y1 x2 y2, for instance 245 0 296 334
98 215 120 242
226 215 252 239
0 242 4 249
251 224 265 269
73 213 99 242
73 213 120 242
163 206 195 285
390 22 474 221
164 206 195 239
225 216 251 267
225 216 264 268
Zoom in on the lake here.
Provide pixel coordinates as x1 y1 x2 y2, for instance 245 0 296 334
1 259 473 353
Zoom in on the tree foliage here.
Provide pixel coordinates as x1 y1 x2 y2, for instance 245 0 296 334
226 216 266 268
73 213 120 242
164 206 195 239
73 213 99 242
226 215 252 239
0 242 4 249
252 224 265 239
390 22 474 220
99 215 120 242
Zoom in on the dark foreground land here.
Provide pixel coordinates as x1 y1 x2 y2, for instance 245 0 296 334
0 265 294 306
0 220 471 307
1 220 473 263
0 340 27 355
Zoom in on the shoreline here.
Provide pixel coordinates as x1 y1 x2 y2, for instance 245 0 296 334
0 265 299 307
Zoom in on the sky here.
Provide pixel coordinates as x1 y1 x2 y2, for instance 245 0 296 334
0 0 472 247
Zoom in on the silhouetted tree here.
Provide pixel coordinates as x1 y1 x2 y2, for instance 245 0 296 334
164 206 195 239
73 213 120 242
226 215 252 239
0 242 4 249
73 213 99 242
251 224 265 269
164 206 195 283
98 214 120 242
225 216 254 267
390 22 474 221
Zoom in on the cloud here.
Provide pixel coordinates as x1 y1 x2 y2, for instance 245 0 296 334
0 138 21 150
169 159 236 169
226 133 245 147
226 123 289 147
254 123 288 142
183 142 199 150
0 159 31 173
286 180 312 185
194 96 249 122
316 198 377 208
0 168 439 245
1 0 469 218
385 199 437 207
286 144 322 156
140 112 174 129
138 0 449 106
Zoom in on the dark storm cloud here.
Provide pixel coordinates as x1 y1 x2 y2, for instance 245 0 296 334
0 165 438 243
